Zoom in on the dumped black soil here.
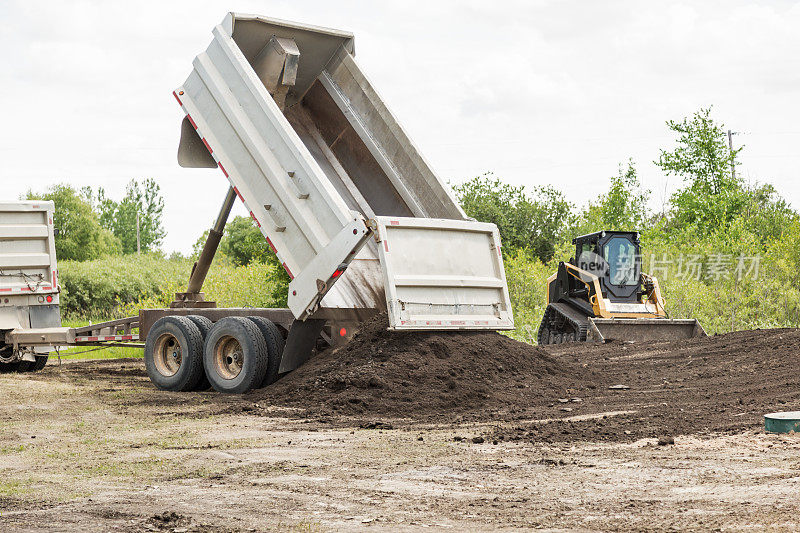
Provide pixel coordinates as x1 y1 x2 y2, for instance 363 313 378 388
250 313 595 421
49 316 800 443
497 327 800 443
250 315 800 443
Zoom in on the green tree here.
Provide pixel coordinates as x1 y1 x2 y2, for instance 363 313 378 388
220 216 275 266
26 184 121 261
191 215 290 304
453 173 573 262
656 107 745 230
96 179 165 253
739 182 797 246
599 160 649 229
574 160 650 235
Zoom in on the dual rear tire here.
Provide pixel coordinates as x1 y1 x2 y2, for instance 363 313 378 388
144 316 205 392
144 315 285 394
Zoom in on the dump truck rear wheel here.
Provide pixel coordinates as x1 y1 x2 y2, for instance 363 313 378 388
185 315 214 391
145 316 205 392
203 317 268 394
246 316 285 387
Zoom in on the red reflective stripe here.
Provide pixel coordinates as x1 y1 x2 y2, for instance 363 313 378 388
383 240 389 252
218 162 229 177
233 187 244 202
282 262 294 279
250 212 261 227
53 271 57 286
187 114 198 129
202 138 213 154
0 288 11 292
390 220 399 226
264 236 276 253
172 91 182 106
20 287 30 291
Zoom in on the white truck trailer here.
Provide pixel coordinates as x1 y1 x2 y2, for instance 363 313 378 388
137 13 515 394
0 201 61 371
0 202 144 371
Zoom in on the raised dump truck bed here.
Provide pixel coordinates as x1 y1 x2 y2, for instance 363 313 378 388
139 13 514 393
173 13 513 330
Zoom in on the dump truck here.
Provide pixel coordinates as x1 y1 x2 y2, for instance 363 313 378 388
136 12 514 393
537 230 705 344
0 201 61 371
0 201 145 370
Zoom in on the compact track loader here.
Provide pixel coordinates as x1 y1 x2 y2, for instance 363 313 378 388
537 231 705 344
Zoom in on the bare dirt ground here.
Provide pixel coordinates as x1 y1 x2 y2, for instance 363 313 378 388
1 329 800 531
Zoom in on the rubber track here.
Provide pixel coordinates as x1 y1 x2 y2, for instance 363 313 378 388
537 303 590 345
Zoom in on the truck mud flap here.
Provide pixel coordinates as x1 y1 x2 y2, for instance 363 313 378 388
278 319 326 374
588 318 706 343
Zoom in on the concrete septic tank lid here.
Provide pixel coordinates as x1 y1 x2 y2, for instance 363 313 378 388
764 411 800 434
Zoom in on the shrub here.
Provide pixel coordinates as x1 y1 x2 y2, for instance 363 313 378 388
59 255 191 319
60 254 287 320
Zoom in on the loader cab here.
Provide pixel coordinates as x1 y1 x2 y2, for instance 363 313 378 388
573 231 641 302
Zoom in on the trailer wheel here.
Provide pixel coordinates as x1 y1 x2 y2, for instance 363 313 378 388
204 317 268 394
185 315 214 391
186 315 213 337
144 316 205 391
8 356 47 372
0 361 21 372
246 316 285 387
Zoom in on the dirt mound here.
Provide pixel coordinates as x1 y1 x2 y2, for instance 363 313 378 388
490 328 800 443
245 319 800 442
250 313 593 420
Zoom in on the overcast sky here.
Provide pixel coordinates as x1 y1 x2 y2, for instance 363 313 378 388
2 0 798 253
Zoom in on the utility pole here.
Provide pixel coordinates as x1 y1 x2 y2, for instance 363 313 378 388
136 212 141 254
727 129 737 179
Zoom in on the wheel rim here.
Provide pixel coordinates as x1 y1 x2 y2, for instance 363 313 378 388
213 335 244 380
154 333 182 377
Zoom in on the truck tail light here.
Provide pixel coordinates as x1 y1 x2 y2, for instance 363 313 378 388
339 327 347 337
46 295 53 303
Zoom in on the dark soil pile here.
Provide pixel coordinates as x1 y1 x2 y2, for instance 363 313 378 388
250 313 594 420
247 318 800 442
491 328 800 443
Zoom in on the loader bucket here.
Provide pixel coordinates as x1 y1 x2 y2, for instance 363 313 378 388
587 318 706 343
